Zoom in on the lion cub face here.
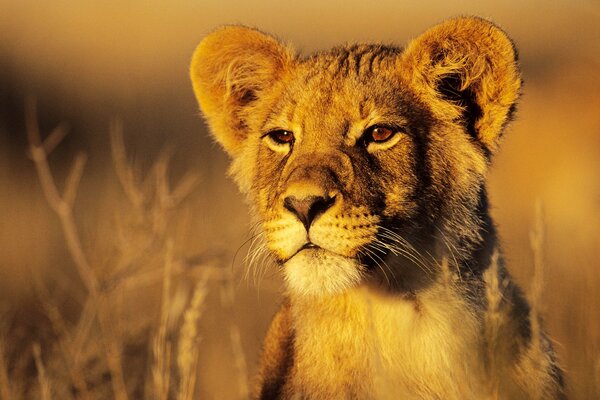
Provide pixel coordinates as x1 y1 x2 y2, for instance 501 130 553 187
253 56 426 295
190 18 521 297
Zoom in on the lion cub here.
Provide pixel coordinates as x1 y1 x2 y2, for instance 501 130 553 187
190 17 565 399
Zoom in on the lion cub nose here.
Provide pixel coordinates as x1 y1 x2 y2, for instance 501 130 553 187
283 194 335 231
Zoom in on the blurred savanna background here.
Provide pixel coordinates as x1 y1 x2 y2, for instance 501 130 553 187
0 1 599 398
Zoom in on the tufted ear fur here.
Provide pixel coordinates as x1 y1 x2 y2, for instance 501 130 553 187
190 26 293 156
401 17 521 154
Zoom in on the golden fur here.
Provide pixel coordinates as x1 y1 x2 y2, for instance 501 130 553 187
190 17 565 399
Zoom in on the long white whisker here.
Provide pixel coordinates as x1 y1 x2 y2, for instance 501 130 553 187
378 227 434 268
374 231 433 274
361 246 396 287
244 231 267 285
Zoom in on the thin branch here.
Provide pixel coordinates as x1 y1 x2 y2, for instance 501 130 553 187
30 271 92 399
155 150 173 209
177 272 208 400
169 173 200 208
97 294 130 400
529 200 546 355
32 344 51 400
152 240 174 400
25 98 98 297
229 326 249 400
219 278 249 399
72 298 97 364
110 119 145 209
64 152 88 207
25 102 68 212
529 200 545 308
26 100 106 395
41 123 70 156
0 339 13 400
153 147 199 210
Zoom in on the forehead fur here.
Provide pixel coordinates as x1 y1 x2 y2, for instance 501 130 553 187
190 17 521 183
302 44 402 78
262 44 419 135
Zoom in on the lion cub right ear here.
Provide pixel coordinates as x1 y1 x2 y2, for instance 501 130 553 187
400 17 521 155
190 26 293 157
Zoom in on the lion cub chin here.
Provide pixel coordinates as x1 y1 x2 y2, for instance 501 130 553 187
283 248 364 297
191 16 565 400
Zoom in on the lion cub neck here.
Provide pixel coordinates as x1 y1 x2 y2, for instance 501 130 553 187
288 283 485 399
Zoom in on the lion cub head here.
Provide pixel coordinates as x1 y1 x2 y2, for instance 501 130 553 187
190 17 521 297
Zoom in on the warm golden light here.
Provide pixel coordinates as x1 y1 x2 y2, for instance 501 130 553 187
0 1 598 398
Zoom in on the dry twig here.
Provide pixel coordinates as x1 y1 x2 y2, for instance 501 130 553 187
219 277 249 399
33 344 51 400
529 201 545 356
27 100 132 400
110 119 145 211
483 248 503 399
177 277 207 400
152 241 174 400
25 103 241 399
25 98 98 297
0 340 13 400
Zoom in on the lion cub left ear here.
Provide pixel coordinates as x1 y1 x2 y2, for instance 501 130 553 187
401 17 521 154
190 26 293 157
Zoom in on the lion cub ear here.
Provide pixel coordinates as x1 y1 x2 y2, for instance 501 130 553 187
401 17 521 154
190 26 293 156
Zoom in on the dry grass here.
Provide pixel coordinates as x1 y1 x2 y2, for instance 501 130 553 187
0 103 249 399
32 343 51 400
176 277 207 400
483 249 503 398
0 340 13 400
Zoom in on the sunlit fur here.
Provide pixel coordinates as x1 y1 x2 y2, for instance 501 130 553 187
191 16 565 399
289 283 484 399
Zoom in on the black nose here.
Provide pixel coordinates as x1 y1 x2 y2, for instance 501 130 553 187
283 194 336 230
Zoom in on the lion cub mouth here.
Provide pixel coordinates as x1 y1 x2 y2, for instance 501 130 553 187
286 243 336 264
263 204 379 296
283 244 365 297
288 242 319 258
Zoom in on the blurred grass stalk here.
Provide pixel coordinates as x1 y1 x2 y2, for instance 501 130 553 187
0 102 249 399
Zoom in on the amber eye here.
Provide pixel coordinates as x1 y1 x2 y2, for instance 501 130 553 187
267 130 295 145
365 126 395 143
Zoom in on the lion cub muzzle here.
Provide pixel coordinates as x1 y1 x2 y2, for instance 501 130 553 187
282 164 340 232
268 162 377 296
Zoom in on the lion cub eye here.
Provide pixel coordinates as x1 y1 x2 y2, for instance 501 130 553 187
369 127 394 142
268 130 294 144
263 129 295 153
362 125 402 151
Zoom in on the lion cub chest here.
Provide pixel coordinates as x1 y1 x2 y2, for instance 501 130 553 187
289 284 486 399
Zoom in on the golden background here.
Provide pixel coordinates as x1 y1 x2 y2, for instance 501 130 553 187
0 1 598 398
